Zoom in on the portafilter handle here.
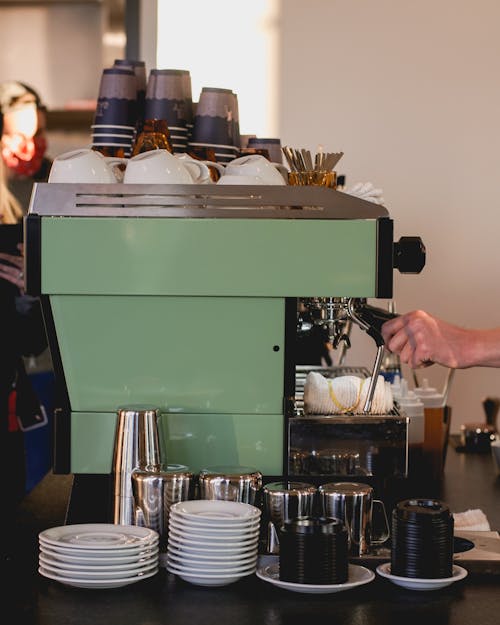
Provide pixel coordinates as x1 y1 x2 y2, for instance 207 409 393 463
348 301 399 348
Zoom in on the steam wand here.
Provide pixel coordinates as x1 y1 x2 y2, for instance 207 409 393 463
346 299 397 413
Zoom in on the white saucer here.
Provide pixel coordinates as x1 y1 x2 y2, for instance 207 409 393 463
39 540 158 558
168 519 260 538
39 524 159 550
170 510 260 529
166 564 254 587
169 516 261 534
39 551 158 572
376 563 468 591
166 557 257 576
39 545 158 565
256 563 375 594
168 528 259 547
38 565 159 589
167 538 257 556
38 558 158 579
170 500 261 523
167 546 257 564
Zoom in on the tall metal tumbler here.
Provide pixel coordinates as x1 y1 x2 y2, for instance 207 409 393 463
112 404 162 525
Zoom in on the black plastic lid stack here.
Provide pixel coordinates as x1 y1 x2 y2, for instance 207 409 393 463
279 517 348 585
391 499 454 579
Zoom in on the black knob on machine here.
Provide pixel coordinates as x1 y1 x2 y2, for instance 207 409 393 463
393 236 426 274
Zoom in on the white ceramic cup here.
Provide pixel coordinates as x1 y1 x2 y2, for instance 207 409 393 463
48 148 126 183
222 154 287 185
123 149 207 184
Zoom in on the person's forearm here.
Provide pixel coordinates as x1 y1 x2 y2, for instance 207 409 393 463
465 328 500 368
381 311 500 370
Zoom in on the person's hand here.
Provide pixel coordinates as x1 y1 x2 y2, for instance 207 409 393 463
0 242 25 292
381 310 474 369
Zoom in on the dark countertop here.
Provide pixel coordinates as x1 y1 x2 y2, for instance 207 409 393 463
3 439 500 625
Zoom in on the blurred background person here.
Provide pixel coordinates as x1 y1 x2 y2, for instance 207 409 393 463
0 81 52 212
0 81 55 483
0 108 48 512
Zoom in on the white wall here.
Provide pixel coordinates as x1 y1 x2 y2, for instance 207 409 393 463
0 3 105 109
275 0 500 430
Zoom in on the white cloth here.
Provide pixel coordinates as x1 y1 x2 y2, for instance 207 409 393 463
346 181 385 205
303 371 393 415
453 508 491 532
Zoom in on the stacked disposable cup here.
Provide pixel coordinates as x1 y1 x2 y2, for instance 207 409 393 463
92 67 138 157
144 69 193 153
166 500 261 586
188 87 241 164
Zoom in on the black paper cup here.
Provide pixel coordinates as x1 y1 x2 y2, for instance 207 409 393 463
279 517 349 585
93 67 138 128
114 59 146 123
91 124 135 133
190 87 239 149
247 138 283 163
188 141 239 163
391 499 454 579
92 135 133 147
144 68 193 152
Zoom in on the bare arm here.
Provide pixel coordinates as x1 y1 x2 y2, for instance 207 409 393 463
381 309 500 369
0 243 25 292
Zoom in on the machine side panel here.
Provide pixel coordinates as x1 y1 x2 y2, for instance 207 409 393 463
162 413 283 475
50 295 285 415
376 217 394 298
41 218 378 297
71 411 283 475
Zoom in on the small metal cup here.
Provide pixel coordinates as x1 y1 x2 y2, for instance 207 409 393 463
198 465 263 505
132 466 194 565
318 481 389 556
262 481 317 554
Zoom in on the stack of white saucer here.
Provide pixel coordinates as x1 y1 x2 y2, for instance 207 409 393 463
38 523 159 589
166 500 261 586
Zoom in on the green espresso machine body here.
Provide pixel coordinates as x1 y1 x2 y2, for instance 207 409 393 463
26 184 413 480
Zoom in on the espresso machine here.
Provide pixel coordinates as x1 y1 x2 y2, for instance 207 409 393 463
25 183 425 517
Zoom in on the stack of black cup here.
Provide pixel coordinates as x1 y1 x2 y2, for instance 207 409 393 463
391 499 454 579
279 517 348 585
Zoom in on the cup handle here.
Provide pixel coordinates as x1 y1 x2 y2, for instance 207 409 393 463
104 157 129 166
202 161 225 175
266 521 280 554
183 160 211 183
134 506 146 527
104 157 128 183
371 499 390 544
273 162 289 176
